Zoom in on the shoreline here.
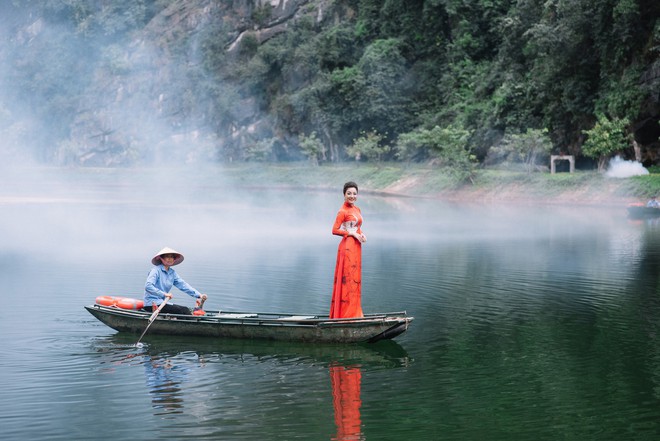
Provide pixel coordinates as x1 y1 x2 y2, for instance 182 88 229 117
0 164 649 209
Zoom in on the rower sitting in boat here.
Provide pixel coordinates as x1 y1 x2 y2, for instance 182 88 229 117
647 196 660 208
143 247 208 315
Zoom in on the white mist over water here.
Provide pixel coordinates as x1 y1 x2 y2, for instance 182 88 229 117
605 155 649 178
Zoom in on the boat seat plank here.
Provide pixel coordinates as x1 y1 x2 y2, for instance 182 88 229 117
217 313 258 318
277 316 316 321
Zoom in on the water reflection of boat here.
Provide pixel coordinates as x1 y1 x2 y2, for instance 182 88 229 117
85 304 413 343
627 203 660 219
112 333 411 364
101 335 409 438
104 333 411 369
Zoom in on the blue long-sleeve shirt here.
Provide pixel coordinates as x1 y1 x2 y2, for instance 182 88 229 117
144 264 200 308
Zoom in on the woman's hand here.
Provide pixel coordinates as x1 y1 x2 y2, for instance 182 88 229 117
165 292 173 299
348 232 367 243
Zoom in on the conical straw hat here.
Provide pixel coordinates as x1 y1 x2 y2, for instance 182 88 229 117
151 247 184 266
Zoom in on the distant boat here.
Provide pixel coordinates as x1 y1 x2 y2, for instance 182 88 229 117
85 303 413 344
627 203 660 219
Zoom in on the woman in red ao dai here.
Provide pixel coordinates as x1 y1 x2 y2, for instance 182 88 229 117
330 181 367 319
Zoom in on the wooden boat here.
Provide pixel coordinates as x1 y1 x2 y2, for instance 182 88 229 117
85 303 413 344
627 203 660 219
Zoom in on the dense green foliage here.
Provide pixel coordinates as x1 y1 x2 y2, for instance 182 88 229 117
0 0 658 169
581 115 631 171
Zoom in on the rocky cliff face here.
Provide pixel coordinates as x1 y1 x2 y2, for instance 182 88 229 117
60 0 327 165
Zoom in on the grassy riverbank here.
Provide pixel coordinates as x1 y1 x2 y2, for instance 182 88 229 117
217 163 660 207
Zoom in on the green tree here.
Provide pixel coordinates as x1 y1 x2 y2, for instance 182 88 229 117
396 124 476 183
346 131 389 162
581 115 631 172
489 128 553 173
320 38 410 152
244 138 275 162
299 131 326 165
354 38 410 137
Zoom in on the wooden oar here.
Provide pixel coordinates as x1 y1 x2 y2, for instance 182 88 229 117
136 297 169 346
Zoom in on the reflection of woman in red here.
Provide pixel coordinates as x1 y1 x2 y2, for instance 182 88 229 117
330 364 363 440
330 181 367 319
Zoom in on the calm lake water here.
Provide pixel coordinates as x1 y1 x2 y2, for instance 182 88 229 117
2 167 660 440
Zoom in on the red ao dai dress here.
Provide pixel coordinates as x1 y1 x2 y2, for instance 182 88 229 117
330 202 365 319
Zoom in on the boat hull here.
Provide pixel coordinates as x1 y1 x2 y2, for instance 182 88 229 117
85 304 413 344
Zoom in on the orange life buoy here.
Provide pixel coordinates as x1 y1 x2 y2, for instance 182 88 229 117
95 295 117 307
116 297 144 310
95 296 144 310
